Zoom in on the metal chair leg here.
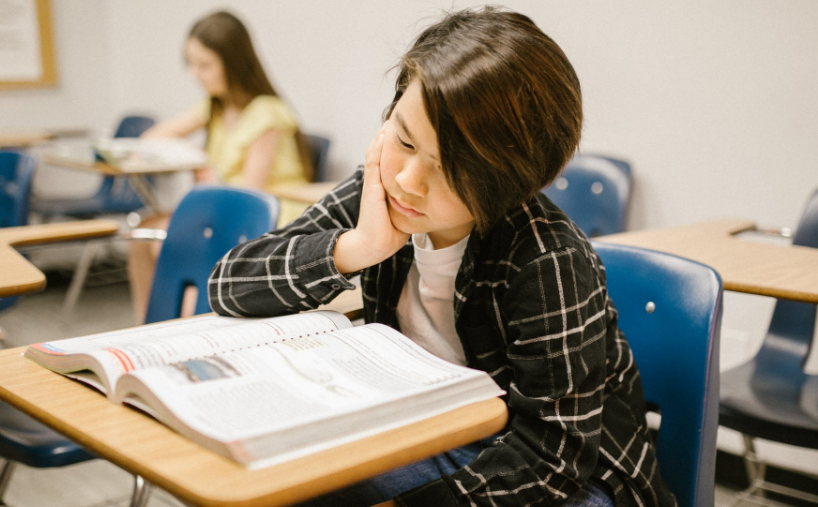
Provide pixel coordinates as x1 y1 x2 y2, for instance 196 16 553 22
62 242 98 316
0 460 17 506
129 474 152 507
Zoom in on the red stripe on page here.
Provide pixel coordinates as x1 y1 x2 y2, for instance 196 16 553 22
105 348 135 373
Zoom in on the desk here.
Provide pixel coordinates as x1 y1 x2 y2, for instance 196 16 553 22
0 314 507 507
0 131 54 148
0 220 120 297
270 182 339 205
598 219 818 303
42 141 204 214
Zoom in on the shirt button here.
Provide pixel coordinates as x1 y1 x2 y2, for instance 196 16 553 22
331 284 341 290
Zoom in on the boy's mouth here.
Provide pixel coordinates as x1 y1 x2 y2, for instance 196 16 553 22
388 195 423 218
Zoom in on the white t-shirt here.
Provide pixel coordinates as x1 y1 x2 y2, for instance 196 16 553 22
396 233 469 365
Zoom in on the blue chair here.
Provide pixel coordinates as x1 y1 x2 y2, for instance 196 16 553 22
303 133 331 182
718 188 818 506
0 186 278 507
0 151 37 313
32 115 155 218
594 242 723 507
144 185 279 324
544 154 632 237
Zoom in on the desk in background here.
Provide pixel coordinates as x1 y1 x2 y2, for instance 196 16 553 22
598 218 818 303
42 140 205 214
0 220 120 298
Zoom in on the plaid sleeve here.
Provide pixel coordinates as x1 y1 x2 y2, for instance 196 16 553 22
207 171 363 317
397 246 608 507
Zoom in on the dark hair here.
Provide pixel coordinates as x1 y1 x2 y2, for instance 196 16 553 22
189 11 312 179
386 7 583 234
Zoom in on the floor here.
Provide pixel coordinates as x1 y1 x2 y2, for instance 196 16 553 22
0 248 805 507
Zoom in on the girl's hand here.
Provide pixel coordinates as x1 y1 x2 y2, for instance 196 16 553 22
334 130 410 274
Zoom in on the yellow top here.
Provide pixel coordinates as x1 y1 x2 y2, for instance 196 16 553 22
198 95 309 226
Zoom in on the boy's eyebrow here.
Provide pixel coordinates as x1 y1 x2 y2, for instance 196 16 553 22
395 112 414 142
395 111 440 162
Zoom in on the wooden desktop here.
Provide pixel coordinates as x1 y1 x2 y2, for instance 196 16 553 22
599 218 818 303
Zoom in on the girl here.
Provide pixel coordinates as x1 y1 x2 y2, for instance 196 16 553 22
208 7 675 507
129 10 311 323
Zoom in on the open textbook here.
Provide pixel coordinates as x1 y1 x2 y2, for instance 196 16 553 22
25 311 505 469
93 138 207 172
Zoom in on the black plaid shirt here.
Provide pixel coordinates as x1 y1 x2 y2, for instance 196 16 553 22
208 170 676 507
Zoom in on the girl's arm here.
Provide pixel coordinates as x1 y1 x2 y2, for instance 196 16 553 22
141 107 204 139
240 128 284 190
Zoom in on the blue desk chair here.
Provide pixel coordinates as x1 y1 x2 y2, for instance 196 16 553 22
0 186 278 507
33 115 155 218
144 185 280 323
0 150 37 313
719 188 818 506
594 242 723 507
544 154 632 237
303 133 331 182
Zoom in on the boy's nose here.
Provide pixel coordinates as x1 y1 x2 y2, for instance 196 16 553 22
395 162 428 197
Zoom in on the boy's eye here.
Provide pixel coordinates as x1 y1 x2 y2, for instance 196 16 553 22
395 134 414 150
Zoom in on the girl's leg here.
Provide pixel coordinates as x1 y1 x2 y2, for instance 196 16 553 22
127 214 170 323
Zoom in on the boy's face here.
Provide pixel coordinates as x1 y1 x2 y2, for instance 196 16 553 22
380 80 475 250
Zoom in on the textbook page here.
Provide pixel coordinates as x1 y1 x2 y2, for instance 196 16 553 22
116 323 505 469
25 311 352 397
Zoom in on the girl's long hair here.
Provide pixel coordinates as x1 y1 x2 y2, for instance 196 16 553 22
190 11 312 180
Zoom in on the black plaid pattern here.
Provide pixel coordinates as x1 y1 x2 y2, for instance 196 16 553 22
208 169 676 507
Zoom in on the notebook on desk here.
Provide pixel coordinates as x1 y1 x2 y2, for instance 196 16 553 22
94 138 207 172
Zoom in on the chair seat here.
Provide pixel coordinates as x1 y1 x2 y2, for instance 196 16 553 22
0 402 95 468
719 360 818 449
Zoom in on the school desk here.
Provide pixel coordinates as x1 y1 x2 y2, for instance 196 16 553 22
42 145 202 214
0 131 55 149
270 181 340 205
598 218 818 303
0 290 508 507
0 220 120 298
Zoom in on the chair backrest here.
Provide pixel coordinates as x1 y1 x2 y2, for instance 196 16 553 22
0 151 36 228
144 186 279 324
757 187 818 373
303 133 331 182
543 154 632 237
593 242 722 507
113 115 156 139
98 115 156 208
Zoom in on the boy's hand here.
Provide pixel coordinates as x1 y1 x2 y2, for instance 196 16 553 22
334 130 410 274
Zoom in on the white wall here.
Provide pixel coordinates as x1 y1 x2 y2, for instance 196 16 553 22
0 0 113 132
99 0 818 233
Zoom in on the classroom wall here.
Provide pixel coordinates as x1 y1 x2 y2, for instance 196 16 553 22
0 0 113 134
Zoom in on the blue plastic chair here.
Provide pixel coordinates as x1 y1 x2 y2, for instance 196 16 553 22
594 242 723 507
718 188 818 505
543 154 632 237
33 115 155 218
0 151 37 312
303 133 331 182
144 185 280 324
